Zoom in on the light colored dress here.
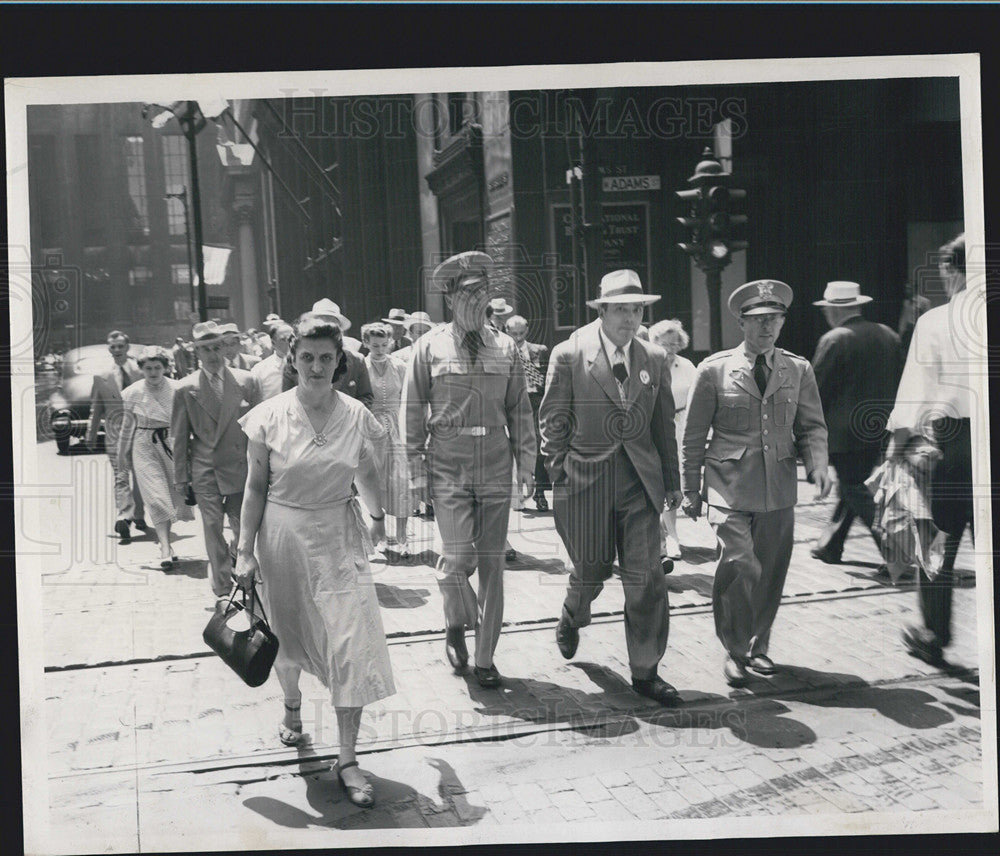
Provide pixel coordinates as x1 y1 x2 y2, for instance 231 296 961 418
365 354 411 519
670 354 698 470
118 378 194 527
239 390 395 708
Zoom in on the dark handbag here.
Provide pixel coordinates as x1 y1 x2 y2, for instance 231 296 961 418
202 583 279 687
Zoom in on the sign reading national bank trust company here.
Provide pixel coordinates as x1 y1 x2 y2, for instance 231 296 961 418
602 175 661 192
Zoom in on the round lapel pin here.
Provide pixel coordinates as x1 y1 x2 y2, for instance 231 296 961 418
639 369 650 385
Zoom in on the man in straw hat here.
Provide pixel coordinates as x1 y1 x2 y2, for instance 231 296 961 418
172 320 262 601
382 308 413 352
218 322 260 371
539 269 684 706
810 281 902 568
403 251 536 688
682 280 830 686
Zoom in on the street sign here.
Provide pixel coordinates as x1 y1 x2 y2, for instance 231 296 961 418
602 175 661 192
206 295 230 310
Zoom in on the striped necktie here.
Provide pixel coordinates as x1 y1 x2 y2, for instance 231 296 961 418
611 347 628 406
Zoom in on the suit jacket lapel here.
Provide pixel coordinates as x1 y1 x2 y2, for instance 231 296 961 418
194 370 222 423
583 324 623 408
213 369 242 445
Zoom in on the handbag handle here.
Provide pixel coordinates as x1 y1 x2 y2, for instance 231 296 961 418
226 580 271 627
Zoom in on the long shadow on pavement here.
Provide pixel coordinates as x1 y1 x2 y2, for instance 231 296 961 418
243 752 484 829
375 583 431 609
504 552 567 575
735 664 955 730
458 662 817 751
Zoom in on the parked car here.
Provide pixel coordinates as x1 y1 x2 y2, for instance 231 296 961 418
41 344 153 453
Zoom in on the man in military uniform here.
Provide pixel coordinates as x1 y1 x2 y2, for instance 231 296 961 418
682 280 830 686
403 251 536 688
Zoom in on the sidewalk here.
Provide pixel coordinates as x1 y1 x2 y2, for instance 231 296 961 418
31 446 991 850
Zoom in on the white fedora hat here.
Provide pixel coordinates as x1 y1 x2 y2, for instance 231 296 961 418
813 281 873 307
586 269 660 309
310 298 352 331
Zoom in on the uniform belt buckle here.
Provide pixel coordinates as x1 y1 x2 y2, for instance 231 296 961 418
467 426 487 437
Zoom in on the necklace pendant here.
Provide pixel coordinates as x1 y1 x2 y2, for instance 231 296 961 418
313 432 327 446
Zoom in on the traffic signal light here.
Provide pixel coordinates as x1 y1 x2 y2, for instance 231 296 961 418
675 148 747 269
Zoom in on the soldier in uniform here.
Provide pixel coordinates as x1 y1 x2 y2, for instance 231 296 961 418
682 280 830 686
403 251 536 689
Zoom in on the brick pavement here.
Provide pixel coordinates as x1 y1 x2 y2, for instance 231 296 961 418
36 446 978 669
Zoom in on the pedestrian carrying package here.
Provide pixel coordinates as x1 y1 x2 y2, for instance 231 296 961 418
203 582 279 687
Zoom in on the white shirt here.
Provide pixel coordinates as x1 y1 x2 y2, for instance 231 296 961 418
888 287 976 430
251 351 287 400
598 328 632 374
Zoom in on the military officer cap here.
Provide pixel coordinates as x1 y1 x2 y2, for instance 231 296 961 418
432 251 492 293
728 279 793 317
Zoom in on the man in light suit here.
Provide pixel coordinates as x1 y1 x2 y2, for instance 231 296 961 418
540 269 684 706
172 321 262 599
86 330 146 543
219 323 261 371
810 281 902 566
682 280 830 686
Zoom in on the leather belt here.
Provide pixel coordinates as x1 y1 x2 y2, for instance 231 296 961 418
456 426 503 436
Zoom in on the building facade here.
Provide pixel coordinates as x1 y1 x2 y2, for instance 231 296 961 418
414 79 964 360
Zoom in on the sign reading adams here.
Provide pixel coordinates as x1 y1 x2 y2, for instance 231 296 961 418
602 175 661 192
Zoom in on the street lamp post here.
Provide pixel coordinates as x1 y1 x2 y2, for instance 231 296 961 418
164 188 196 317
143 101 211 321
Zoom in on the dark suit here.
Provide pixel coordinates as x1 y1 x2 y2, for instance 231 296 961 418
811 315 902 559
539 320 680 680
86 359 144 523
281 349 374 407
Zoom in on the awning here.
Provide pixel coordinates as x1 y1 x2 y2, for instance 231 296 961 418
195 245 232 286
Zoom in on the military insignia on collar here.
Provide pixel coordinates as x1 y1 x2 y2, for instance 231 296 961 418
757 282 775 299
639 369 650 385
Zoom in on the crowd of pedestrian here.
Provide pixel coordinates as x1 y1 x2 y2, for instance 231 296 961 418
84 233 975 806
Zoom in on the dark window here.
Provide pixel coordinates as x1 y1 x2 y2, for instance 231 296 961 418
448 93 465 136
122 136 150 240
161 135 190 238
76 134 106 246
28 135 59 248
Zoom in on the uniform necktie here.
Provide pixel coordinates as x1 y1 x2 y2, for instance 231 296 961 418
120 366 130 391
611 347 628 405
209 371 224 400
753 353 769 395
463 330 482 367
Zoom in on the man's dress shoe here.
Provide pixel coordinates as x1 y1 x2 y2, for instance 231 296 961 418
902 624 944 666
810 546 840 564
660 555 675 575
724 656 749 686
747 654 776 676
555 616 579 659
114 520 131 545
473 664 502 688
445 627 468 670
631 675 680 706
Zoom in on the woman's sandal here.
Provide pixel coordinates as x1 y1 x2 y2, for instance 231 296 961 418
278 702 303 746
336 760 375 808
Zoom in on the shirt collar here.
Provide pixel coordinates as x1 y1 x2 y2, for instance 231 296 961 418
598 327 632 367
740 343 774 368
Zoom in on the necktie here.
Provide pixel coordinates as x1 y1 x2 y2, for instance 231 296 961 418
463 330 482 367
209 371 224 400
753 353 769 395
518 346 544 393
611 347 628 405
120 366 129 391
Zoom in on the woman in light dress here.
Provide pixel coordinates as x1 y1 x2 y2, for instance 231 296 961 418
118 347 194 567
649 320 697 561
362 322 412 558
234 317 395 808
